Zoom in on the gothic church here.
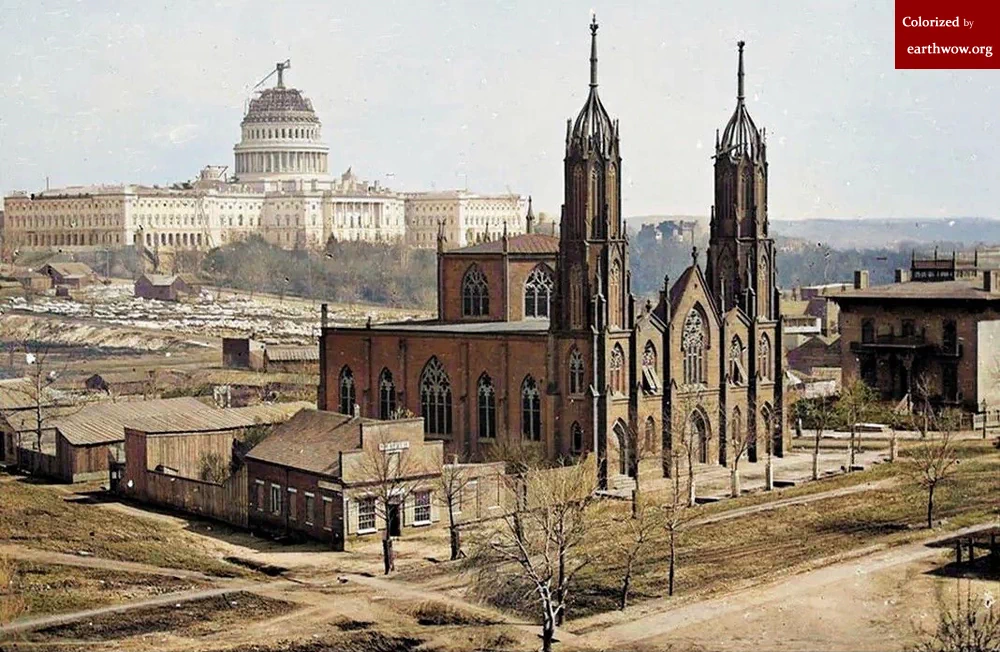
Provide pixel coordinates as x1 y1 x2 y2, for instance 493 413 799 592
319 19 786 487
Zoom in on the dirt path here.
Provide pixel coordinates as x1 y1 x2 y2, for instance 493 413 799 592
687 477 898 528
0 543 217 581
572 522 998 648
0 581 277 636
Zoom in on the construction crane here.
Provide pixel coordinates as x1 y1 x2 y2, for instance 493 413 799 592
243 60 291 115
253 59 291 91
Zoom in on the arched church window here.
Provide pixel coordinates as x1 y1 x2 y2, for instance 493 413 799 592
569 265 583 328
609 344 625 394
569 348 585 395
609 259 622 327
420 357 452 435
338 366 355 415
521 376 541 441
571 422 584 454
461 265 489 317
758 333 772 381
729 336 745 385
644 416 656 453
524 265 553 318
477 374 496 440
683 309 707 385
641 341 660 393
689 410 709 464
378 368 396 419
743 168 754 219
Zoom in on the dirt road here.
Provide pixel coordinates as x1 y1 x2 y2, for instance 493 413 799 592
573 523 999 650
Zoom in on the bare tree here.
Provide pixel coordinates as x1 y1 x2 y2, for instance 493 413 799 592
356 432 426 575
618 410 660 517
904 418 961 529
605 497 663 609
796 395 836 481
0 336 75 473
910 580 1000 652
662 447 688 597
728 407 752 498
437 457 475 561
198 451 231 483
668 388 707 507
837 379 879 470
469 461 599 652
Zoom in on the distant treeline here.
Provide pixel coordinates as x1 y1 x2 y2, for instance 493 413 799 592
628 223 915 300
201 236 437 308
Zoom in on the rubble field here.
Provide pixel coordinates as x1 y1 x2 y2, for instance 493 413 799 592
3 283 431 346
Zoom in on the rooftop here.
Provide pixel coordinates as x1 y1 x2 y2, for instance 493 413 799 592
245 409 369 477
360 319 551 335
830 279 1000 302
447 233 559 256
264 345 319 362
0 378 58 411
56 397 232 445
41 262 95 278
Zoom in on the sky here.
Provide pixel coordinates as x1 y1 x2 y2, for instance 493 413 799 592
0 0 996 220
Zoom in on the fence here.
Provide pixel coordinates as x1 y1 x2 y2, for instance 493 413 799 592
134 465 249 528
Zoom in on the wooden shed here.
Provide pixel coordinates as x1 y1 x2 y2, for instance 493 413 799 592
134 274 199 302
38 262 97 288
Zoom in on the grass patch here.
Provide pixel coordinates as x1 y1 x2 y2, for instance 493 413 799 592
0 476 248 578
224 631 424 652
560 441 1000 620
13 561 203 617
410 600 500 626
25 591 295 641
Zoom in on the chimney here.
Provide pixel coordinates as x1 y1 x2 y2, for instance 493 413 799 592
853 270 869 290
321 303 328 329
894 268 910 283
984 269 1000 293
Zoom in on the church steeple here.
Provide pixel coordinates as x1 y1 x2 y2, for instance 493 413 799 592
553 16 628 333
706 40 774 318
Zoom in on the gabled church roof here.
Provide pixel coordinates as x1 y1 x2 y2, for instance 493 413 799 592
663 257 722 326
447 233 559 256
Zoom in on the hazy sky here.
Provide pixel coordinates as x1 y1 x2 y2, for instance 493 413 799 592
0 0 996 220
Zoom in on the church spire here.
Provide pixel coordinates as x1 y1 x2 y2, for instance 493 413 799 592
525 196 535 234
590 14 599 88
737 40 745 101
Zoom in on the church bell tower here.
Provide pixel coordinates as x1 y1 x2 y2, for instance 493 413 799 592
553 16 629 334
706 41 775 320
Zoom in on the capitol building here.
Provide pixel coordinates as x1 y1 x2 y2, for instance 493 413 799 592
1 62 527 257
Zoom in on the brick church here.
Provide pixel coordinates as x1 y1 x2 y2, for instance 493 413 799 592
319 19 786 487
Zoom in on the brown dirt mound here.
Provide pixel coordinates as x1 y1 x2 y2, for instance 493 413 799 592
26 591 295 642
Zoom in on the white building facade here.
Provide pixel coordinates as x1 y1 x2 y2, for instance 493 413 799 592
2 62 521 254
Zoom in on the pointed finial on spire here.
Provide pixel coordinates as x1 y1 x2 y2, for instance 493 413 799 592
525 196 535 234
736 41 746 102
590 13 599 88
691 246 699 267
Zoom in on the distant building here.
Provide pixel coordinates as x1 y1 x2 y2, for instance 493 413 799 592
404 191 527 249
222 337 266 370
6 269 51 293
1 61 523 254
262 345 319 374
830 269 1000 412
38 262 97 288
84 371 154 397
134 273 200 302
